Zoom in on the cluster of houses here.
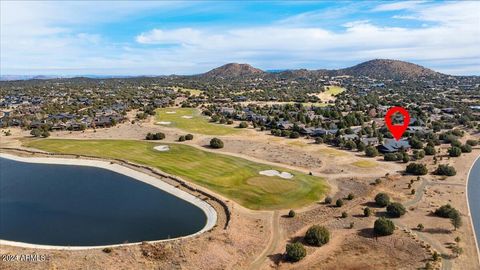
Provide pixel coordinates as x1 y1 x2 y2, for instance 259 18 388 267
1 107 126 130
0 80 183 130
214 104 423 153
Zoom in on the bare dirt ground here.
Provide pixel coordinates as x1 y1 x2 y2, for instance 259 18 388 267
1 116 479 270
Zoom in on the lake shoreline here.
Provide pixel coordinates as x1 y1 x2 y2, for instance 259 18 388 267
0 153 218 250
467 155 480 265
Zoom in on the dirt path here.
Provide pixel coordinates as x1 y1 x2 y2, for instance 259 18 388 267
249 211 280 270
394 177 453 270
403 178 428 208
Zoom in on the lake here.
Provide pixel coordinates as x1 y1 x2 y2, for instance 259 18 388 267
0 157 208 247
468 156 480 250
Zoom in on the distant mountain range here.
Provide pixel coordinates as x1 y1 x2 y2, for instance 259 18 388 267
196 59 443 80
0 59 452 81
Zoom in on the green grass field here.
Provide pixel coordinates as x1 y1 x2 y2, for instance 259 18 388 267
25 139 329 210
155 108 239 135
324 85 345 96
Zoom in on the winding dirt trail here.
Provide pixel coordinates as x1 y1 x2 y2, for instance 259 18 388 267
249 211 280 270
393 177 453 270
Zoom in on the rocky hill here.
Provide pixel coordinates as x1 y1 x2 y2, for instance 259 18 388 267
336 59 441 79
201 63 265 78
199 59 443 80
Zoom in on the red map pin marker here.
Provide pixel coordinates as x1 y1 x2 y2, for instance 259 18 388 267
385 106 410 141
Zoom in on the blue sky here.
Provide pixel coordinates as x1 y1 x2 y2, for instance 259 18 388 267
1 1 479 75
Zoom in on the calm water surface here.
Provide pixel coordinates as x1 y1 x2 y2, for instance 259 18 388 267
468 156 480 250
0 158 206 246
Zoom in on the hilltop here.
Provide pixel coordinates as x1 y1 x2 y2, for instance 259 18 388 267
337 59 441 79
197 59 445 81
200 63 265 78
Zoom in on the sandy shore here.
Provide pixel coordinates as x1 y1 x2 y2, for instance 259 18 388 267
0 153 217 250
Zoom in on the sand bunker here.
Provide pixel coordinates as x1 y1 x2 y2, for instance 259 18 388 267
153 145 170 152
181 116 193 119
259 170 294 179
166 111 176 114
156 121 171 125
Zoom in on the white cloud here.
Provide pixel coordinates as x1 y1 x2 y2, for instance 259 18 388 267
1 1 479 75
372 1 426 12
131 5 479 75
136 28 203 45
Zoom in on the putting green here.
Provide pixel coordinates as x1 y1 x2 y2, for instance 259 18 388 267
24 139 329 210
155 108 239 135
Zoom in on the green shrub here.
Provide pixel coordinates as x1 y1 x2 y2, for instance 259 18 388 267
410 137 424 149
178 135 186 142
347 193 355 200
209 138 224 149
424 145 436 155
341 212 348 218
460 144 472 153
30 129 42 137
285 242 306 262
435 204 459 218
365 146 378 157
450 211 462 230
364 207 372 217
185 134 194 140
357 141 366 151
448 146 462 157
304 225 330 246
374 217 395 236
434 164 456 176
384 153 398 161
450 139 462 147
281 130 291 137
146 132 165 140
386 202 406 217
405 163 428 175
324 196 332 204
375 193 390 207
288 210 296 218
344 140 356 150
336 199 344 207
289 131 300 139
413 150 425 160
238 121 248 128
